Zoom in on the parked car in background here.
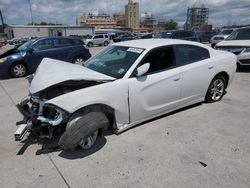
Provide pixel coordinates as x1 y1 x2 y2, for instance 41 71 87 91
15 39 236 150
133 33 153 39
0 37 91 77
84 34 110 47
215 27 250 68
113 34 135 42
154 30 199 42
196 31 216 43
210 29 234 48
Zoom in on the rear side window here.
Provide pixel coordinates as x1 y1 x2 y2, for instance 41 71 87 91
175 45 210 66
54 38 71 47
141 47 175 74
71 39 84 45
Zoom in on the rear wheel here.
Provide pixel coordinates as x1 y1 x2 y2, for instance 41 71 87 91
58 112 109 150
88 42 93 47
205 75 226 102
104 41 109 46
10 63 27 77
73 56 85 65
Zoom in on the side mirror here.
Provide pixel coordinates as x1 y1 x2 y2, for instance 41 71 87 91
136 63 150 77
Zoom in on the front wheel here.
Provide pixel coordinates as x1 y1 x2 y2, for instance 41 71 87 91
58 112 109 150
205 75 226 102
10 63 27 77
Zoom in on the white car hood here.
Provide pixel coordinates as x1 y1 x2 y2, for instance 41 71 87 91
29 58 115 94
216 40 250 47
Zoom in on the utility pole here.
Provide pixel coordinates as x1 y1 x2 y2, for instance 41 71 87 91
28 0 34 25
0 10 5 31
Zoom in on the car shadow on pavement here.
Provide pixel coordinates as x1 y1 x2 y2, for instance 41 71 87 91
16 131 109 159
58 136 107 160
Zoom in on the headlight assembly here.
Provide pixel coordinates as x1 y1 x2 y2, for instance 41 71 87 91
0 57 7 63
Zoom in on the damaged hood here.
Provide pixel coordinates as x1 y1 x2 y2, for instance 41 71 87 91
30 58 115 94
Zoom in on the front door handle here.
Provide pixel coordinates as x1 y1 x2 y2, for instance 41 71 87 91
208 66 213 69
173 77 180 81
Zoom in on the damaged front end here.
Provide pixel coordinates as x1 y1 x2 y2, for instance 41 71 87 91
15 93 69 141
15 79 103 142
14 58 115 142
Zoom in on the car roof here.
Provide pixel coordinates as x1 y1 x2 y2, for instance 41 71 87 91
113 39 208 50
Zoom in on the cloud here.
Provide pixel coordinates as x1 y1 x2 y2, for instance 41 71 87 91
0 0 249 26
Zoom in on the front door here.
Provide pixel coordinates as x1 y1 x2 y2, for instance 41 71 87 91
26 38 55 71
129 46 182 123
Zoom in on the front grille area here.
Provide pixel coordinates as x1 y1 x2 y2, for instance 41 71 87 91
239 59 250 65
216 46 247 55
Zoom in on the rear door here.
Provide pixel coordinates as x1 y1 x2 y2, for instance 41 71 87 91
129 46 182 123
93 35 104 45
53 38 73 62
174 44 215 106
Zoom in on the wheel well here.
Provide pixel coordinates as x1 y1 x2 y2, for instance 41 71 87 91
73 104 115 129
215 72 229 88
8 61 28 74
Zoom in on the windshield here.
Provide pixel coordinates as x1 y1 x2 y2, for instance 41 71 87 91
219 29 233 35
154 32 172 38
84 46 144 79
17 40 34 51
87 36 92 39
226 29 250 40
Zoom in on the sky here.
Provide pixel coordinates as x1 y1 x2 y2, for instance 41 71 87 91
0 0 250 27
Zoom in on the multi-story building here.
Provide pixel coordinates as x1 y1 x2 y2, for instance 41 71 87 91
185 4 209 31
113 12 126 27
76 12 117 29
142 12 156 28
125 0 139 29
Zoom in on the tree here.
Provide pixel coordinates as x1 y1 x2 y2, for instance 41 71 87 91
165 19 178 30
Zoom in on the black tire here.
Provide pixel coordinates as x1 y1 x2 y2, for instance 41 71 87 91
205 75 226 103
88 42 93 47
211 44 215 48
104 41 109 46
72 56 85 64
10 62 27 78
58 112 109 150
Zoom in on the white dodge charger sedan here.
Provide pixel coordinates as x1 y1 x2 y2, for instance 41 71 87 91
15 39 237 151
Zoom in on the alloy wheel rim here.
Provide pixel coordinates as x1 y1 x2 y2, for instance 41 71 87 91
13 64 26 76
79 130 98 149
211 79 224 101
74 58 84 64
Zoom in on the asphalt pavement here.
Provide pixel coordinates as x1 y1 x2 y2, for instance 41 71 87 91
0 44 250 188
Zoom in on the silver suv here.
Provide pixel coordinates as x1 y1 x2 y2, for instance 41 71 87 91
84 34 110 47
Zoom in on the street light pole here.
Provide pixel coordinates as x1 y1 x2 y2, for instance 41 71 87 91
0 10 5 31
28 0 34 25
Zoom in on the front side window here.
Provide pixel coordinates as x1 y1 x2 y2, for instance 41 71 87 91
140 47 175 74
175 45 210 66
84 46 144 78
93 35 103 39
219 29 233 35
32 39 53 51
